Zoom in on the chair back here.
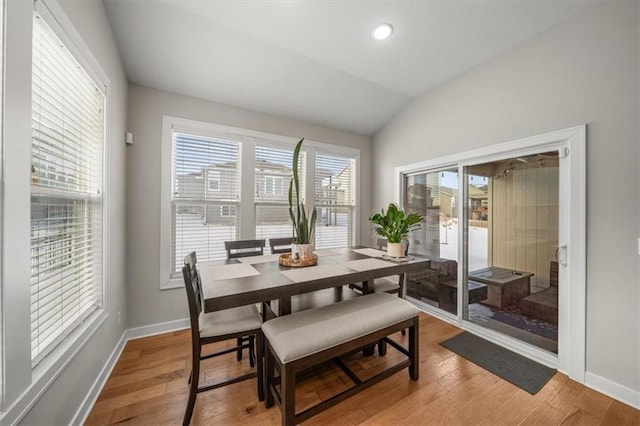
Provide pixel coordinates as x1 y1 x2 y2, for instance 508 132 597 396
224 239 266 259
269 237 293 254
182 252 202 340
550 261 559 288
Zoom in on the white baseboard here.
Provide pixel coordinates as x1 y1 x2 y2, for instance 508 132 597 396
585 371 640 410
73 318 189 424
71 330 128 425
125 317 189 340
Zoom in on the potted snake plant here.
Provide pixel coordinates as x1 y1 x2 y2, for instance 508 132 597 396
369 203 423 257
289 138 317 260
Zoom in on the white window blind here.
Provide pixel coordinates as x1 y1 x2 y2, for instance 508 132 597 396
31 13 104 364
314 152 356 249
254 145 304 245
173 132 240 271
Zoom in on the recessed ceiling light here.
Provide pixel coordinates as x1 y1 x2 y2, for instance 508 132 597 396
372 23 393 41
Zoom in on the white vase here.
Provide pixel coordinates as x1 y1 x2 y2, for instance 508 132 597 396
387 242 404 258
291 243 314 260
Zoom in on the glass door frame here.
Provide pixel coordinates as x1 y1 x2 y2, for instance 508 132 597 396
394 126 586 383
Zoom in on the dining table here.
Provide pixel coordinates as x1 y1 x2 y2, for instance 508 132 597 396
198 246 432 317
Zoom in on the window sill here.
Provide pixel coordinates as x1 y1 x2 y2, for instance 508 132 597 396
161 277 184 290
1 309 108 424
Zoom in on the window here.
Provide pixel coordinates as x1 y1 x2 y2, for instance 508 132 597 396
254 145 299 243
208 171 220 191
172 132 240 272
314 152 356 249
0 0 4 397
162 118 359 286
264 176 283 195
30 12 105 365
220 205 236 217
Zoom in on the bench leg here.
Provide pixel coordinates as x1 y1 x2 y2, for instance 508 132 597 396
377 339 387 356
281 364 296 426
409 317 419 381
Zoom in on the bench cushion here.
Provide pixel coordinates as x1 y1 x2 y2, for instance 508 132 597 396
262 293 420 363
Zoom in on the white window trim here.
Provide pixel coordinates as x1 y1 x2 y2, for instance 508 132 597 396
33 0 110 364
0 0 110 422
160 116 360 289
395 125 586 384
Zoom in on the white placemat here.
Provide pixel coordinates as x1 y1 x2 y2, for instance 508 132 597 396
344 258 397 272
280 265 348 283
200 262 260 281
352 248 387 258
314 248 345 256
238 253 282 264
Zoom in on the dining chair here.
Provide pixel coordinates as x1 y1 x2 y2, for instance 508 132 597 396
181 252 264 425
224 239 266 359
268 237 292 254
224 239 266 258
350 238 402 295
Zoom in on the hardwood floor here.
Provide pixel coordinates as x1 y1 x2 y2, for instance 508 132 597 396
85 313 639 425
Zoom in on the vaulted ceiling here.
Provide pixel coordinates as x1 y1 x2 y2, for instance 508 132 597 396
104 1 596 135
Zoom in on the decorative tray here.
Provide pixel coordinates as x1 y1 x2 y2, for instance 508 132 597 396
380 254 413 263
279 253 318 267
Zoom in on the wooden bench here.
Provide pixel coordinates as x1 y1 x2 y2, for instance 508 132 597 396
262 293 420 426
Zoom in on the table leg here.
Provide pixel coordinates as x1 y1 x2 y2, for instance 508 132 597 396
278 296 292 316
398 273 406 298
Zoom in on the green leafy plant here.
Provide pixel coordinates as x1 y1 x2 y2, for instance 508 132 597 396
369 203 423 243
288 138 317 244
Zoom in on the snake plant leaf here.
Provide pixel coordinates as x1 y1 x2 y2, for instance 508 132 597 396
288 138 316 244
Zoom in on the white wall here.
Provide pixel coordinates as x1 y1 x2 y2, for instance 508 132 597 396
126 84 372 328
1 0 128 423
373 2 639 397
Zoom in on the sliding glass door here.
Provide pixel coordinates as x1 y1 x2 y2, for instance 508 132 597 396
404 168 460 314
398 126 585 376
402 152 561 352
464 152 559 353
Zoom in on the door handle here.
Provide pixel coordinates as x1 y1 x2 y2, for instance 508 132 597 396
556 245 568 266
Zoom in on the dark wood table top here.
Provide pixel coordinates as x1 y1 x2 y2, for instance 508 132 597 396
199 247 431 314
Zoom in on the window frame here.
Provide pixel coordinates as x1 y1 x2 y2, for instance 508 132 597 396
160 116 360 289
0 0 5 409
0 0 110 421
30 0 109 364
30 9 107 366
394 125 586 382
313 150 358 249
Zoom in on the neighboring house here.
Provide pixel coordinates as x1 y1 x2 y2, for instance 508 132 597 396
176 159 347 225
469 184 489 221
316 163 352 227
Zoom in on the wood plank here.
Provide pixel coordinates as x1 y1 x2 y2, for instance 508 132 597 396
85 316 637 425
601 400 640 425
